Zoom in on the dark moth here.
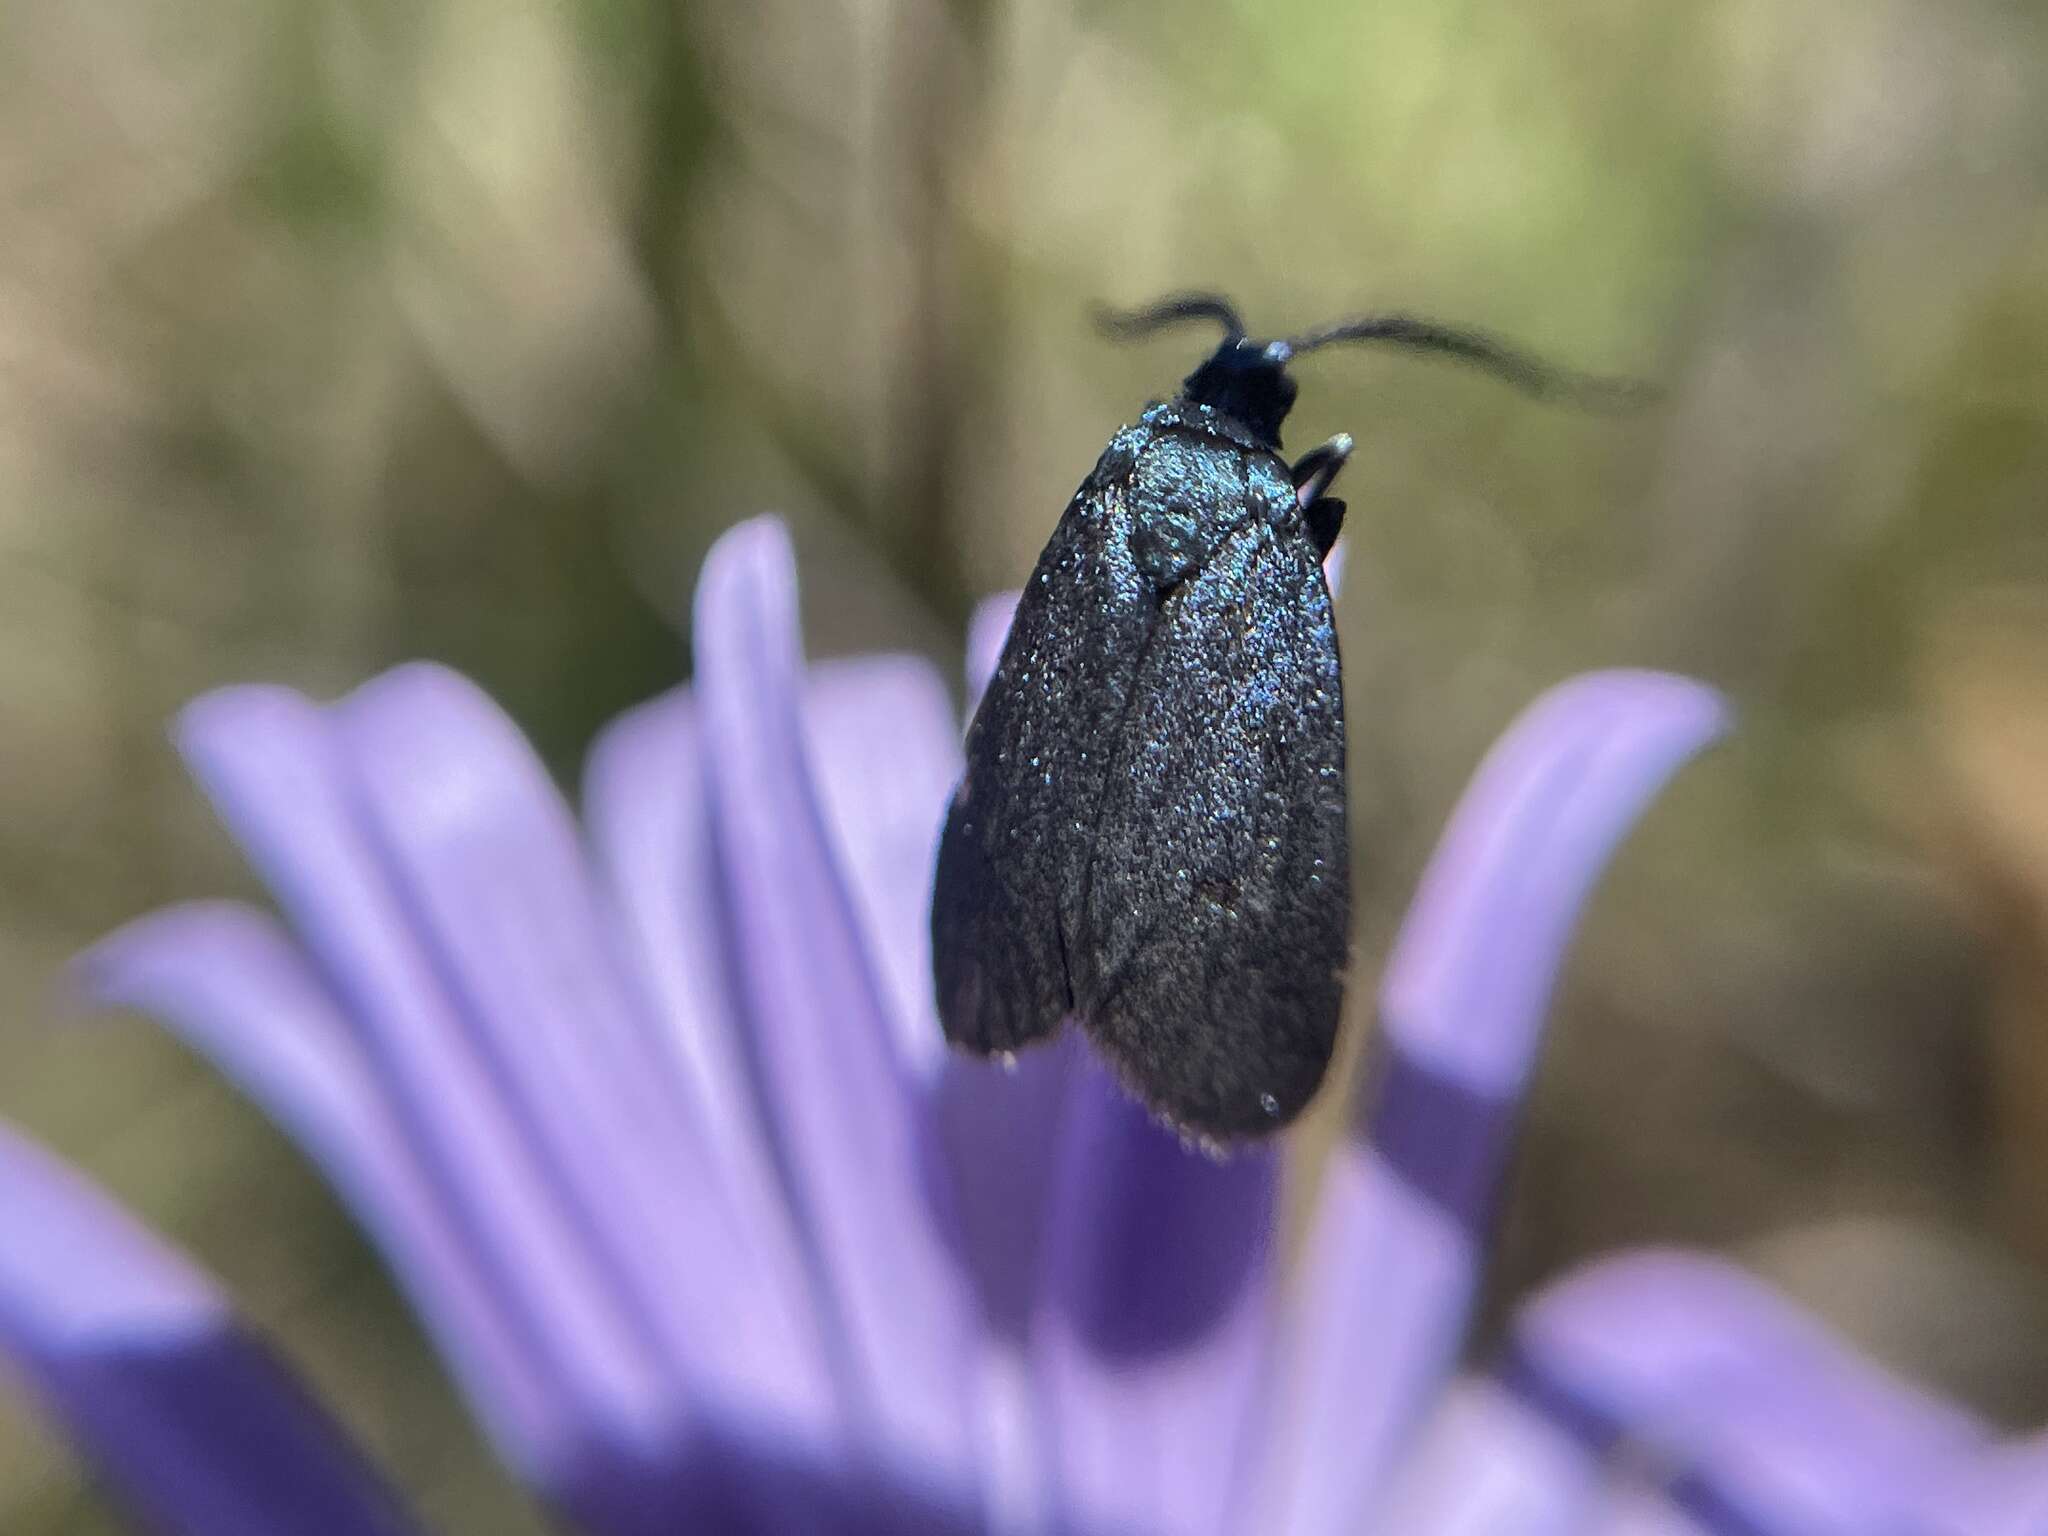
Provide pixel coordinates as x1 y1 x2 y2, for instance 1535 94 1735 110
930 293 1630 1141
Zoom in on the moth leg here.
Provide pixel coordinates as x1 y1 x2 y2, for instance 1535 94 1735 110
1305 498 1345 561
1289 433 1353 506
1290 433 1353 558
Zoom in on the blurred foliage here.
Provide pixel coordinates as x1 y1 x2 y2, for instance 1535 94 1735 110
3 0 2047 1523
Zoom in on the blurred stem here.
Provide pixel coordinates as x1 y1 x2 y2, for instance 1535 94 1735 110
629 0 713 343
718 0 984 628
885 1 971 602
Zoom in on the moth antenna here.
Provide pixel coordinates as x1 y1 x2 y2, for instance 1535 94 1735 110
1095 293 1248 345
1284 315 1653 409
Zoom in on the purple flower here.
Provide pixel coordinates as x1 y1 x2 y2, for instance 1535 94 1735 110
0 514 2035 1533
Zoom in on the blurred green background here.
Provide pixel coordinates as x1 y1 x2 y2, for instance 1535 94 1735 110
5 0 2048 1525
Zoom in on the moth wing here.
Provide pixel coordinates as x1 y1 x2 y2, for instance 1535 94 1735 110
1074 518 1349 1137
932 441 1157 1055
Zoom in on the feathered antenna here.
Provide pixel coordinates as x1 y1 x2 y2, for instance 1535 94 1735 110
1094 293 1248 345
1282 314 1652 408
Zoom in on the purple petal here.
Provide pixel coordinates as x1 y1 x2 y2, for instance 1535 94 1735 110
76 903 566 1481
1257 671 1729 1531
928 1063 1076 1535
581 689 810 1281
332 664 834 1437
1506 1252 1984 1533
692 517 979 1498
581 689 733 1114
1253 1148 1466 1535
1661 1391 1973 1535
931 1042 1077 1344
803 655 962 1080
174 683 670 1451
1364 1378 1600 1536
1505 1251 1980 1448
1916 1432 2048 1536
1038 1065 1280 1536
1587 1486 1716 1536
964 592 1021 718
0 1123 420 1536
968 1329 1054 1536
1377 670 1729 1101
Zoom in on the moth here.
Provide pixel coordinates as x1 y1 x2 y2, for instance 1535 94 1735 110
930 293 1626 1140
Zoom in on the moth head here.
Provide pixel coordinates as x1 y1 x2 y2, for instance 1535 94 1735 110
1093 293 1299 448
1178 336 1300 449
